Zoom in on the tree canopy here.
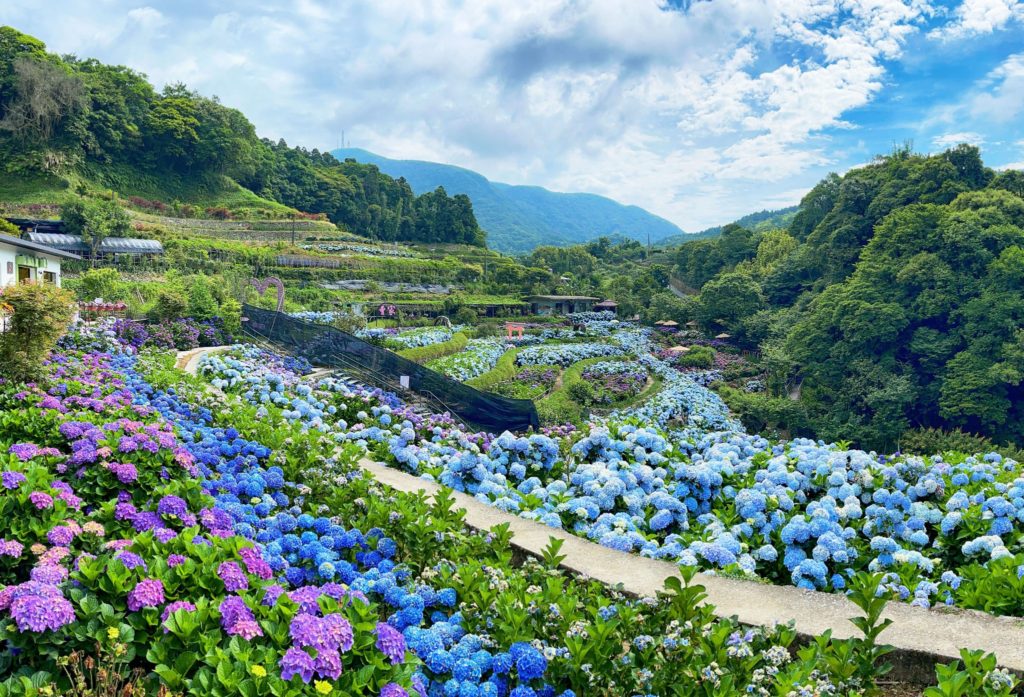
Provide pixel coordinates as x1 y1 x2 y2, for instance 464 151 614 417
0 27 485 247
671 145 1024 451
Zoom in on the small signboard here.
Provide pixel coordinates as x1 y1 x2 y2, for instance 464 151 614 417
399 375 410 390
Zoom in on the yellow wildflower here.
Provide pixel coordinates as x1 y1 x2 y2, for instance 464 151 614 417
251 665 267 678
107 627 120 640
314 681 332 695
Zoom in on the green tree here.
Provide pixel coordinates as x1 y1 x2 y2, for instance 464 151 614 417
75 267 124 301
0 282 76 382
0 56 86 153
61 198 132 263
697 271 764 330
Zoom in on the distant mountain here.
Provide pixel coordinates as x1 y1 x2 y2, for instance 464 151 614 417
656 205 800 248
332 148 684 254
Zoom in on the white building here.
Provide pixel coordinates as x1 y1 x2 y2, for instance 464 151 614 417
0 232 80 287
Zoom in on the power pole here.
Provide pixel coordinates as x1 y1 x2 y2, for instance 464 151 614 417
291 214 296 246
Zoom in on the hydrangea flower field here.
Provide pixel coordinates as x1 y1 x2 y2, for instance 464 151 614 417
0 320 1020 696
199 319 1024 619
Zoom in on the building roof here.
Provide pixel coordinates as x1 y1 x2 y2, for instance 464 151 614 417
594 299 618 307
25 232 163 255
524 295 601 302
4 218 64 234
0 232 81 260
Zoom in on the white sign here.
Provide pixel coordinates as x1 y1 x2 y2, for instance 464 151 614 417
399 375 410 389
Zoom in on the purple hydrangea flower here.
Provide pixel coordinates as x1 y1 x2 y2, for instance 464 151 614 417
279 647 316 683
313 648 342 679
229 618 264 640
28 492 53 510
126 579 164 611
106 462 138 484
154 528 177 543
114 551 147 571
288 586 323 614
157 495 188 518
381 685 409 697
29 564 68 585
132 511 163 532
0 539 24 557
1 471 26 489
239 546 273 580
7 582 75 632
375 621 406 664
324 613 354 653
219 595 255 631
167 554 187 568
8 443 39 461
46 526 76 547
262 584 285 607
217 561 248 592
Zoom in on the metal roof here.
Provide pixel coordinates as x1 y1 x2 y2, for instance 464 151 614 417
0 232 81 260
25 232 163 255
524 295 601 301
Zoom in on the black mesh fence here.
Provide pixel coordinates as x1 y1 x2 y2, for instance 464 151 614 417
241 304 539 433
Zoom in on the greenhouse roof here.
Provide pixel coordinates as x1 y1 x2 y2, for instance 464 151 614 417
25 233 164 255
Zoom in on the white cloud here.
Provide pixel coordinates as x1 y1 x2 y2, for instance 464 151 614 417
0 0 942 230
126 7 166 29
931 131 986 149
929 0 1023 39
970 53 1024 122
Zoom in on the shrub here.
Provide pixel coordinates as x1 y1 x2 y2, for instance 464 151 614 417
676 345 715 368
75 267 124 302
565 379 595 404
899 427 1022 460
397 332 469 364
186 276 218 320
204 206 232 219
148 289 189 321
453 306 478 325
466 347 521 390
0 218 20 235
331 313 366 335
219 297 243 336
0 282 76 382
717 384 812 438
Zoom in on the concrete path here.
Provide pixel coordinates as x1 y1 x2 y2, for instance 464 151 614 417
175 345 233 374
357 456 1024 682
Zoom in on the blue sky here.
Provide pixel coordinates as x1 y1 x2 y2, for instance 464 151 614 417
1 0 1022 231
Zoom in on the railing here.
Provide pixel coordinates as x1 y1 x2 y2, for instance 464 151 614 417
240 304 539 433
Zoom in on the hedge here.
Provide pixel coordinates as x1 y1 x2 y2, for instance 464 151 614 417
397 332 469 364
465 347 522 390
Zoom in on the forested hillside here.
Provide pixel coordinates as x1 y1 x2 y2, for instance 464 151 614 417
671 145 1024 451
333 147 684 253
0 27 484 246
657 205 798 248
